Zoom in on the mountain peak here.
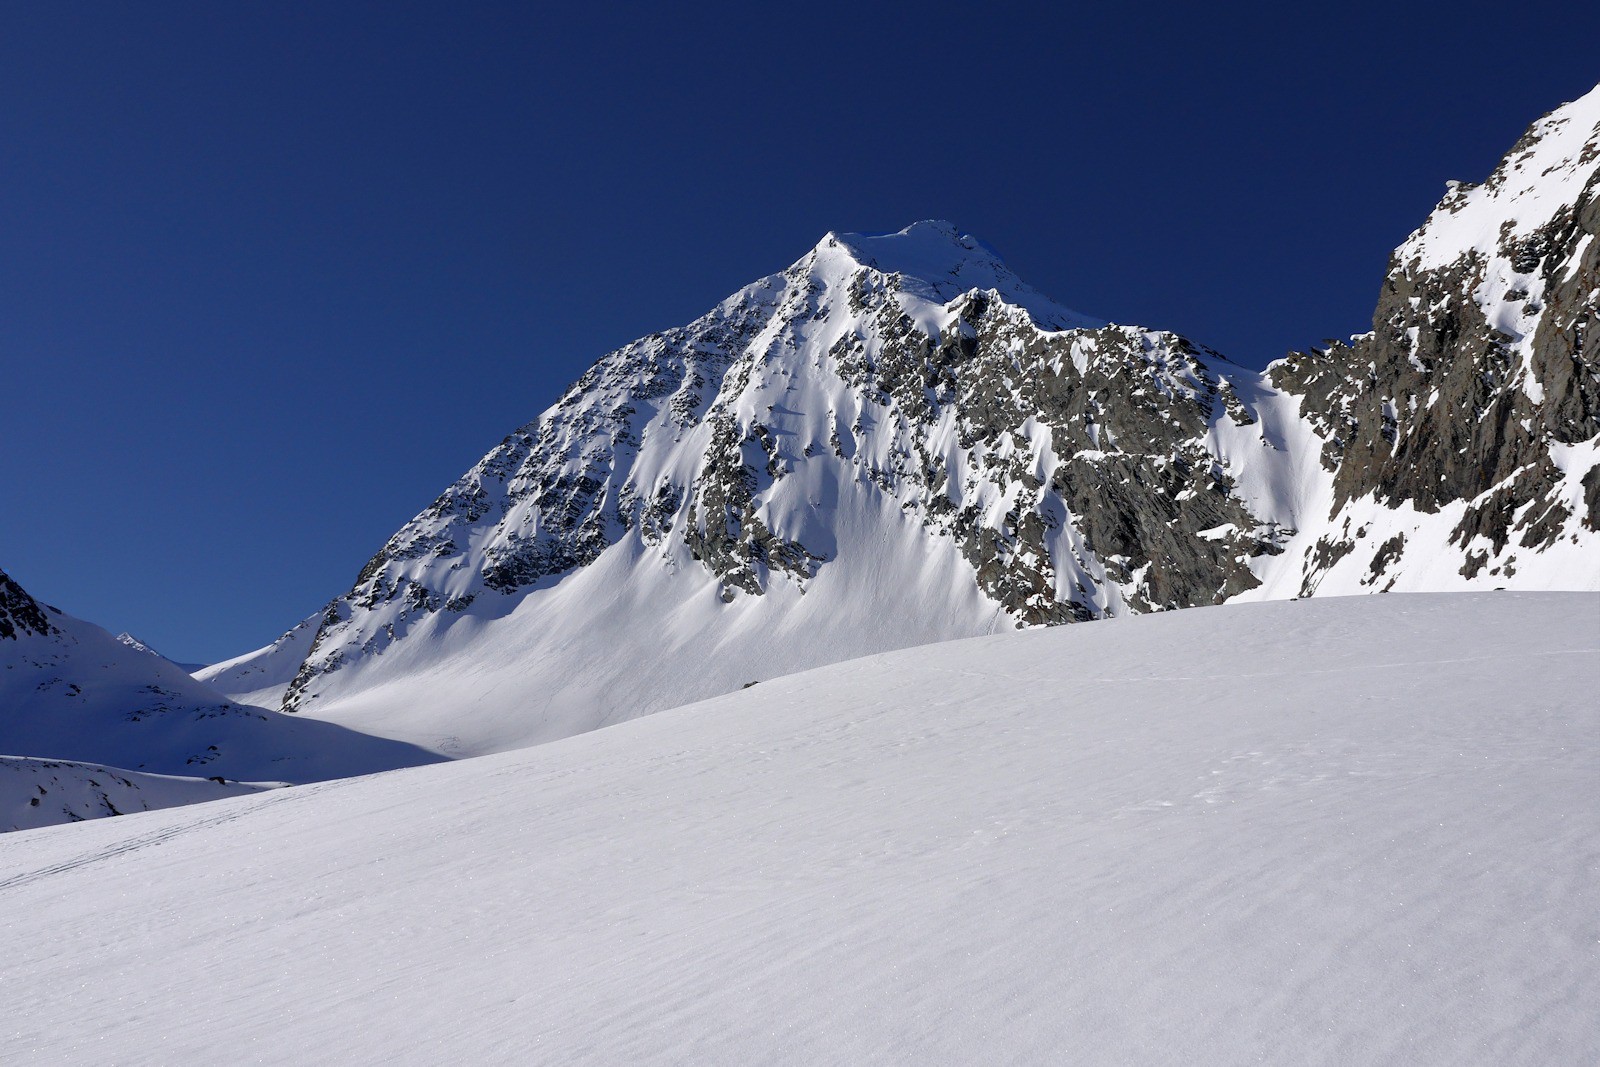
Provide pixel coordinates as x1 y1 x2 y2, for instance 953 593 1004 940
805 221 1100 331
1399 81 1600 272
219 86 1599 755
822 220 1000 272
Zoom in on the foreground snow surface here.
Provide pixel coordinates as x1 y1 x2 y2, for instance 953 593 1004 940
2 593 1596 1065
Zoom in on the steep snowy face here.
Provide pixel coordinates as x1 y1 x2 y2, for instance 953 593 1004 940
1400 87 1600 274
1272 84 1600 594
279 222 1295 728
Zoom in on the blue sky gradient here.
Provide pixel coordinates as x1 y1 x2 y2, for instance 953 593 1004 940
2 1 1595 661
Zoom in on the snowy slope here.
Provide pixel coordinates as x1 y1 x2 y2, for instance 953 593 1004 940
0 568 439 794
193 608 323 710
113 632 207 675
3 592 1595 1065
0 755 266 833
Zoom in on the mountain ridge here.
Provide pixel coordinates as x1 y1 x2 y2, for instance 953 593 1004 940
247 220 1297 747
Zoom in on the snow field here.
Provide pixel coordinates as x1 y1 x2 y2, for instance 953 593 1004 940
2 592 1595 1064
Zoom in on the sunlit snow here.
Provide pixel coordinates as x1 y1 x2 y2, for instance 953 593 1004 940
3 593 1595 1064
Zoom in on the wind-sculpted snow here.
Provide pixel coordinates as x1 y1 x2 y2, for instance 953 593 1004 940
3 594 1596 1063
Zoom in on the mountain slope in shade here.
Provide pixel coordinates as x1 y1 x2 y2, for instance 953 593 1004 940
4 593 1595 1064
0 567 441 797
1 755 267 833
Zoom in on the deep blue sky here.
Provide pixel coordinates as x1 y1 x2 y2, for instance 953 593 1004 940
2 2 1595 662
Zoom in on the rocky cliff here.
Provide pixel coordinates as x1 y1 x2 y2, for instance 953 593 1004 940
1275 84 1599 594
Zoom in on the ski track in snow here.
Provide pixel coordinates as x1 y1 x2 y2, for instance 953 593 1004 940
1 592 1596 1065
0 781 331 894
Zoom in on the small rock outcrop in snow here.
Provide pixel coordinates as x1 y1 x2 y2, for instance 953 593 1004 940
0 568 54 641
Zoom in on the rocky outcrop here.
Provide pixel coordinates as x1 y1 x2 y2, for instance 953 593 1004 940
0 568 54 641
1274 86 1600 592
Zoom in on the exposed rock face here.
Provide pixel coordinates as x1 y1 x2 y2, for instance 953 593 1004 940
227 86 1598 753
0 568 54 641
1275 85 1600 593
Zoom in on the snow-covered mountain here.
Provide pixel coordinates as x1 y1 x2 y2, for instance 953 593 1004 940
0 567 440 810
113 631 208 675
209 86 1598 758
6 592 1596 1063
217 221 1303 755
